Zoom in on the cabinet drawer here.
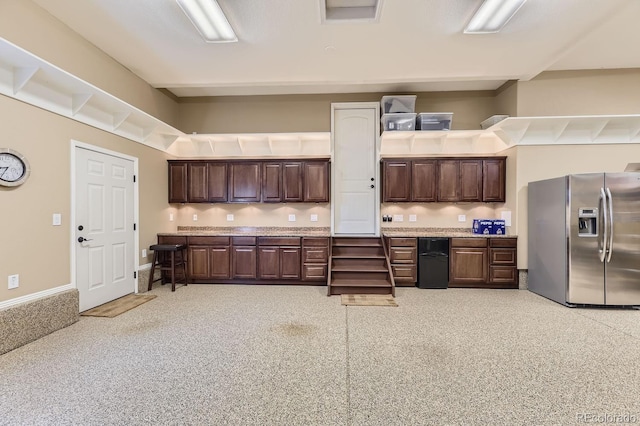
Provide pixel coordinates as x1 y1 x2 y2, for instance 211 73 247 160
158 235 187 245
303 247 329 263
390 247 416 263
388 237 417 247
187 236 230 246
232 236 257 246
391 264 417 282
450 238 487 248
489 266 518 284
489 248 516 265
490 238 517 248
302 237 329 247
303 264 327 281
258 237 301 246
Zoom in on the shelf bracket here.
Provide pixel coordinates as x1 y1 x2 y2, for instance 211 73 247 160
71 93 92 116
13 66 38 95
112 112 131 130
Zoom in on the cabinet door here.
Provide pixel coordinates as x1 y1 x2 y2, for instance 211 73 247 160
460 160 483 202
449 247 487 284
262 163 282 203
189 246 210 280
188 163 208 203
303 161 329 202
382 160 411 202
229 163 261 202
483 159 506 202
168 162 188 203
283 162 303 202
411 160 437 202
437 160 460 202
232 246 257 279
208 163 228 202
209 246 231 279
280 247 301 279
258 247 280 279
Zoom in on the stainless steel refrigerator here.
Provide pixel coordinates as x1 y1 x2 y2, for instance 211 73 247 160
528 173 640 307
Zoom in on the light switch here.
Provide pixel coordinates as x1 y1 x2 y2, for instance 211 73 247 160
142 249 147 258
169 213 174 222
409 214 417 222
226 214 234 222
192 214 198 221
288 214 296 222
393 214 404 222
310 214 318 222
52 213 62 226
458 215 466 222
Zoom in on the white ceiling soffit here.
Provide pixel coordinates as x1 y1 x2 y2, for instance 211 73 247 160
321 0 383 23
31 0 640 97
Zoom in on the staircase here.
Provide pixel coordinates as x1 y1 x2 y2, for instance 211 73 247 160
327 237 395 296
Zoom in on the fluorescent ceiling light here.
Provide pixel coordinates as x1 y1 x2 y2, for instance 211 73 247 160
464 0 526 34
176 0 237 42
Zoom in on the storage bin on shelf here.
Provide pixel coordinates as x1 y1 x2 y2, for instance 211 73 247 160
481 114 509 129
381 113 417 131
416 112 453 131
381 95 417 114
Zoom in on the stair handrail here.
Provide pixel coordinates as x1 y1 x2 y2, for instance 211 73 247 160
380 236 396 297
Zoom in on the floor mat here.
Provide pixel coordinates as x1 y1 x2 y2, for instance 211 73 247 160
80 294 157 318
341 294 398 307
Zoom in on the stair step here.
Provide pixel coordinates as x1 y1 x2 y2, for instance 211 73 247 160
330 279 392 287
332 238 382 247
330 286 393 295
332 270 389 280
331 266 388 272
332 247 385 257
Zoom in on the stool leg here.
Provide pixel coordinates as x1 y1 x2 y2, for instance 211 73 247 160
182 248 188 287
148 251 158 291
170 251 176 292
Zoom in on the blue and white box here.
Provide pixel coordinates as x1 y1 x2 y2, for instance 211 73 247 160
472 219 506 235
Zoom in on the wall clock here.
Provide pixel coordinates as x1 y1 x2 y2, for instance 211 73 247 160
0 148 31 187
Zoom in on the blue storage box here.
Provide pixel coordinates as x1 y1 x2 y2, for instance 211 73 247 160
472 219 506 235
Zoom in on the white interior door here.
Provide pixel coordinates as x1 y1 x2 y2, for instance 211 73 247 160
332 104 379 235
75 146 135 311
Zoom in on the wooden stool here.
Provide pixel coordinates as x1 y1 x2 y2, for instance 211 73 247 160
148 244 188 292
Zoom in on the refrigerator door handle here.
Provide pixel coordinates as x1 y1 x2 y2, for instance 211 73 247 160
606 187 614 263
599 187 608 263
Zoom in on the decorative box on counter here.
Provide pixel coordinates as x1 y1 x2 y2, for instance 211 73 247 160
472 219 506 235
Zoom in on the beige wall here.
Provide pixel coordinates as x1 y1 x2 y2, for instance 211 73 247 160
177 91 498 134
495 81 518 118
516 69 640 117
0 1 178 303
0 0 179 126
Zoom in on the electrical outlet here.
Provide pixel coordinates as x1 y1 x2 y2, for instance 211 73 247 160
8 274 19 289
192 214 198 221
458 214 466 222
393 214 404 222
310 214 318 222
142 249 147 258
409 214 417 222
52 213 62 226
288 214 296 222
226 214 234 222
169 213 174 222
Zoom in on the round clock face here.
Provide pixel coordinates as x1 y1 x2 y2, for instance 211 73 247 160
0 149 30 187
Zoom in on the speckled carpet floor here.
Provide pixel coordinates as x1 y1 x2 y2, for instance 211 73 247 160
1 285 639 425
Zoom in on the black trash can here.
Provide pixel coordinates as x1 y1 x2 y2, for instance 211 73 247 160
417 238 449 289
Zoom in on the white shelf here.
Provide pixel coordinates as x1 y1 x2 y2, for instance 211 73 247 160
380 130 508 156
0 37 184 151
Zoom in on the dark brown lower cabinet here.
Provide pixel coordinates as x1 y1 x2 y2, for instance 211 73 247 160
257 237 301 281
385 237 417 286
187 237 231 280
232 246 257 279
302 237 329 282
449 237 517 288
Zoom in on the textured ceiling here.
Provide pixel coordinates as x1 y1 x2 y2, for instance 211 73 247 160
33 0 640 97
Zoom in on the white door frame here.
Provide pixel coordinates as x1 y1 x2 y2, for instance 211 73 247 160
70 140 140 298
330 102 381 237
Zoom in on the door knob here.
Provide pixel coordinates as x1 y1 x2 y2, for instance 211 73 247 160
78 237 93 243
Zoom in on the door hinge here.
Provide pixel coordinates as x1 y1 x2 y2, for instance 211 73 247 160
133 223 137 231
133 175 137 183
134 271 137 279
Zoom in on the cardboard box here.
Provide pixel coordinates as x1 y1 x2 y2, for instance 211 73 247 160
472 219 506 235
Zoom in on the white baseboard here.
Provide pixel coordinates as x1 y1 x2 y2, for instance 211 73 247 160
138 262 152 271
0 283 75 311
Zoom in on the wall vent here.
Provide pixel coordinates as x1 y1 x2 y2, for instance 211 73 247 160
320 0 383 23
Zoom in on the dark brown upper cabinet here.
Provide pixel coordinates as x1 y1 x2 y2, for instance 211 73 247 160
207 162 228 202
482 159 506 202
303 161 330 202
411 160 437 202
284 162 304 202
228 162 261 203
437 160 460 202
262 162 283 202
459 160 483 202
382 160 411 202
187 162 208 203
168 162 188 203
